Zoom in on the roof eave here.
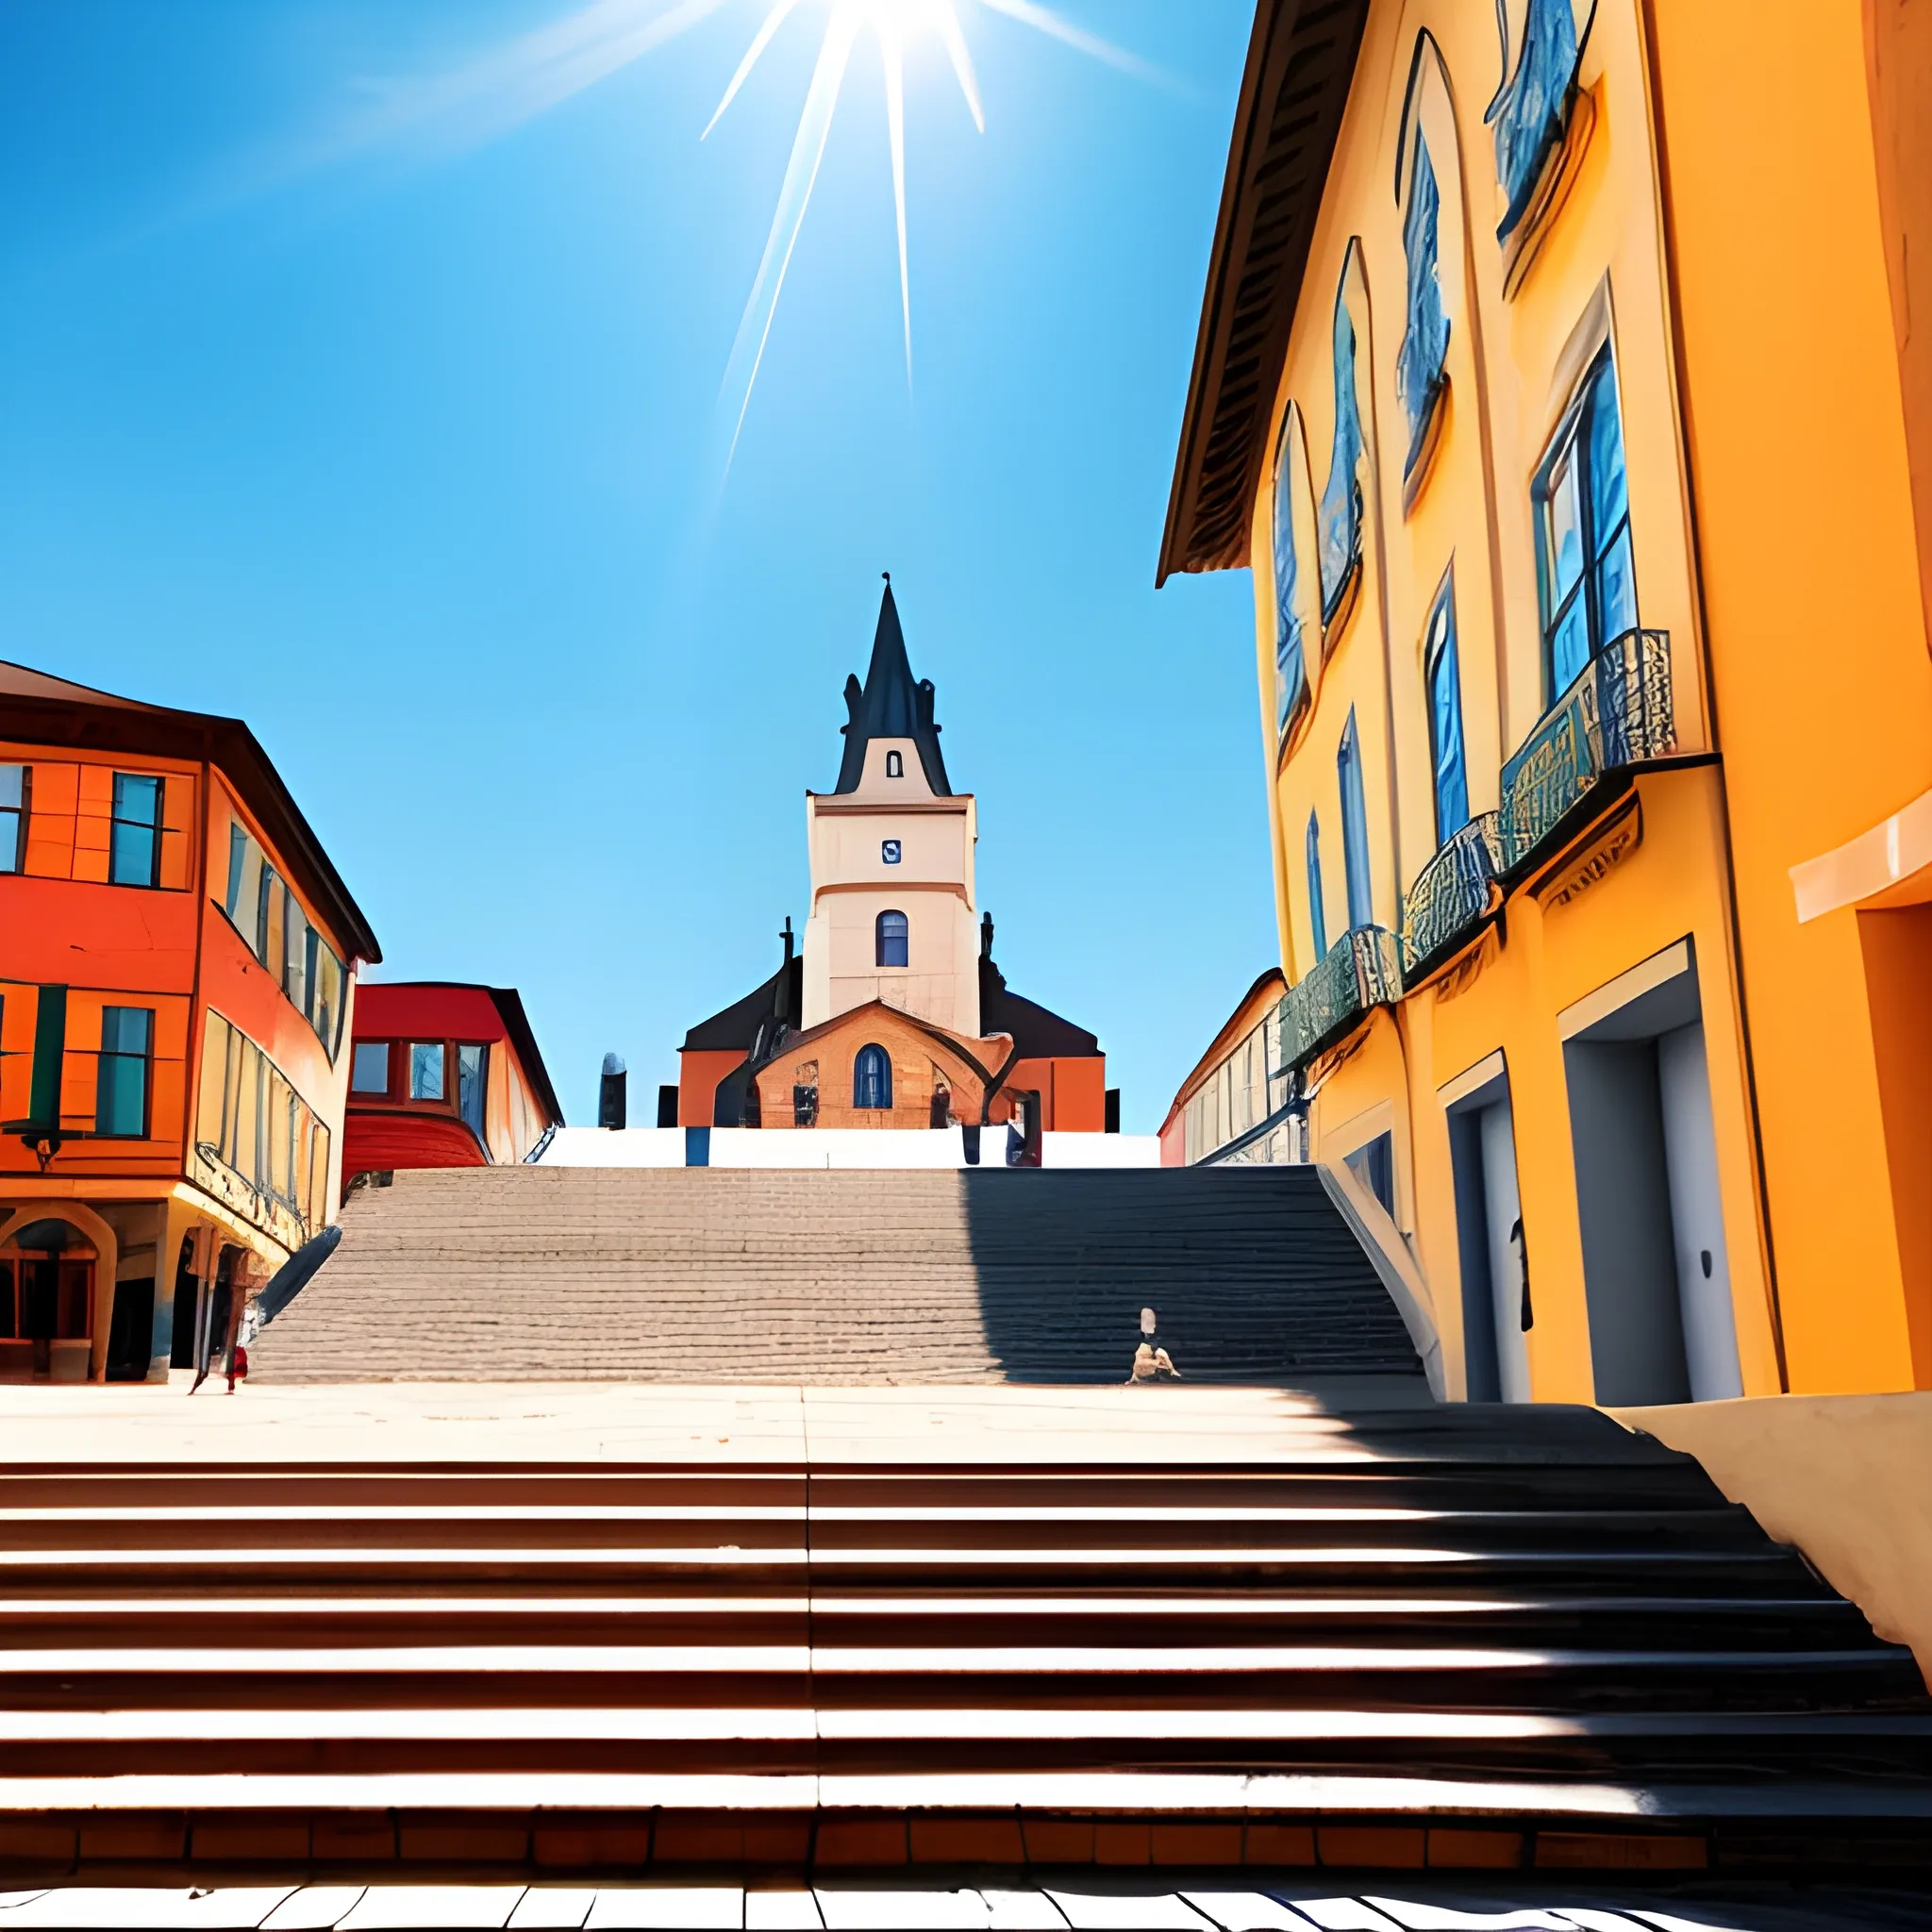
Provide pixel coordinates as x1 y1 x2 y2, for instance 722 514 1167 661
1157 0 1372 587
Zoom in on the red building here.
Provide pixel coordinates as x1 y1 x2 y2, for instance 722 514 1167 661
343 983 562 1184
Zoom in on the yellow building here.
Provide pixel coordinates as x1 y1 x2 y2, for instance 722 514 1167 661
1161 0 1932 1402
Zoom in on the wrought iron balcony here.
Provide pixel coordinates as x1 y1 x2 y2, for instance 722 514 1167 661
1400 812 1504 976
1498 628 1674 871
1279 924 1403 1070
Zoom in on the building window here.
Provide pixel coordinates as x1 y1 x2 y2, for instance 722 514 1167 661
458 1043 489 1142
1338 708 1374 931
793 1083 819 1127
108 774 162 888
95 1007 152 1138
1346 1130 1396 1218
1535 347 1636 701
1318 285 1366 625
885 751 903 777
0 765 26 873
221 814 348 1060
1396 128 1451 476
1271 415 1307 744
876 909 909 969
854 1044 892 1110
881 840 902 865
193 1009 332 1241
1306 812 1329 962
1486 0 1582 242
1424 584 1470 842
350 1041 391 1095
409 1042 446 1102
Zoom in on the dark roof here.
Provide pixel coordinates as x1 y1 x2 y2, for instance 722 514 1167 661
979 955 1101 1060
834 582 951 795
682 954 804 1054
0 659 382 962
1157 0 1371 585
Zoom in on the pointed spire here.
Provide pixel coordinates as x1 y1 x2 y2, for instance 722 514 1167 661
833 575 952 794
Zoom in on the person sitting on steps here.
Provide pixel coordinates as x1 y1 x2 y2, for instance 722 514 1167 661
1128 1305 1181 1382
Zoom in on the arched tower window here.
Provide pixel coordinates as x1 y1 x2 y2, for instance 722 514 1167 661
875 910 908 968
854 1045 893 1110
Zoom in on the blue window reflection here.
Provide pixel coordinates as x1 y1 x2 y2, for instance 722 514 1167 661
1424 587 1470 843
1485 0 1580 242
1396 130 1450 475
875 909 908 968
109 774 160 888
1318 290 1366 625
95 1006 152 1138
854 1044 892 1111
1338 709 1374 932
1534 348 1636 700
1306 812 1328 962
1271 418 1307 741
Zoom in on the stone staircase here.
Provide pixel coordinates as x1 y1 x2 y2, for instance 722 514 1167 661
0 1402 1926 1886
249 1167 1426 1388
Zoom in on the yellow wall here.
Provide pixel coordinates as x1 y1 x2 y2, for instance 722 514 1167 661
1239 0 1930 1401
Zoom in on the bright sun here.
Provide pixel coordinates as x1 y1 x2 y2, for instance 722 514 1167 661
704 0 1144 456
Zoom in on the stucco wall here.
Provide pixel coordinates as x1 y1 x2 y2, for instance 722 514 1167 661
1611 1391 1932 1686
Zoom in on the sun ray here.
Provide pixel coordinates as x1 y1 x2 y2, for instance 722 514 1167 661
881 20 912 378
722 2 863 461
972 0 1170 87
701 0 803 140
931 0 986 134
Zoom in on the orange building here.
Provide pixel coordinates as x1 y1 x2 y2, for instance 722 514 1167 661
679 583 1111 1136
1159 0 1932 1402
342 982 562 1182
0 661 378 1383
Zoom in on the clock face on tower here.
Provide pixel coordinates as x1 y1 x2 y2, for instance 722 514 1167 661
881 840 902 865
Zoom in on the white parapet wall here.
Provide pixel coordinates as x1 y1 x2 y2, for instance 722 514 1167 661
537 1126 1161 1170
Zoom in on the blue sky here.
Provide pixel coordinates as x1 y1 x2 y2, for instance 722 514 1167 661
0 0 1270 1130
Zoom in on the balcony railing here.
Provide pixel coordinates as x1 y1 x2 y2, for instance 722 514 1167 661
1400 812 1504 976
1498 627 1674 871
1279 924 1403 1070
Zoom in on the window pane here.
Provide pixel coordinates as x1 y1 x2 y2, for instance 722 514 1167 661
1549 592 1592 694
108 774 160 888
1545 445 1586 606
876 910 909 969
1595 519 1638 645
255 865 275 962
225 824 249 921
1426 601 1470 841
284 897 310 1014
853 1044 892 1110
0 766 23 876
1306 813 1328 962
1338 711 1374 932
410 1042 445 1101
314 943 343 1058
351 1041 391 1094
458 1043 488 1141
95 1006 151 1138
1586 365 1630 544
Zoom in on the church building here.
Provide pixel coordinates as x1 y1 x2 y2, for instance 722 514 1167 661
677 581 1110 1135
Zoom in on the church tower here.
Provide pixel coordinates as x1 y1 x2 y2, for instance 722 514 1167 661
800 579 980 1036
